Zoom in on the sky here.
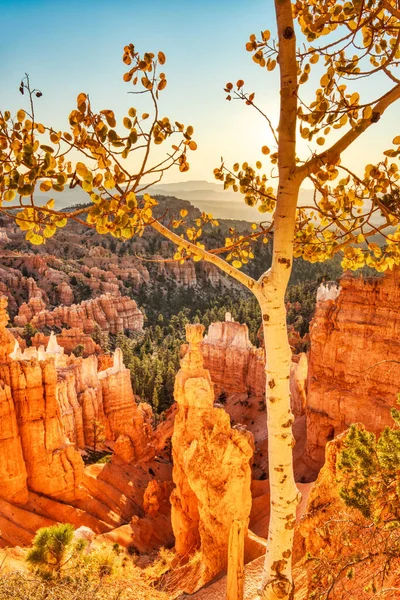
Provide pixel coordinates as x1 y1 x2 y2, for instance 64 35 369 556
0 0 398 190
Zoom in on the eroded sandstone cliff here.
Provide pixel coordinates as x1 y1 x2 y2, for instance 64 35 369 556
0 296 164 547
305 271 400 470
0 298 84 505
200 316 307 418
15 293 144 334
199 315 310 481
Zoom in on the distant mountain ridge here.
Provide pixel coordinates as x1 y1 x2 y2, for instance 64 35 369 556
46 179 315 222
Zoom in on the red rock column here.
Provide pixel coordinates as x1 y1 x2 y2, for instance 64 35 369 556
0 297 28 504
171 324 254 592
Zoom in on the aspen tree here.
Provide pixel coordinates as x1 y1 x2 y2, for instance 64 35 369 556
2 4 400 596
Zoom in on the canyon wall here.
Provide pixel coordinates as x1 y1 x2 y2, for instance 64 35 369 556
199 315 310 481
201 315 307 418
305 271 400 470
201 319 265 399
8 330 153 460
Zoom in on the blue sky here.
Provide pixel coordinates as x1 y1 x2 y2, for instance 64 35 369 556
0 0 397 188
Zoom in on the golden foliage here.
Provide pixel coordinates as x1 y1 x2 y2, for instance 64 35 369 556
2 2 400 274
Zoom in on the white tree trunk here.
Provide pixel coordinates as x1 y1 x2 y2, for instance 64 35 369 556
256 291 301 600
253 3 302 593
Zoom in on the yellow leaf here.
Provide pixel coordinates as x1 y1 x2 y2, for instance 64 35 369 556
43 224 57 238
27 232 44 245
55 217 67 228
393 135 400 145
126 193 137 209
103 177 115 190
17 109 25 123
46 198 55 209
40 180 53 192
180 209 188 218
316 137 325 146
261 146 270 155
93 174 103 187
232 260 242 268
82 180 93 192
76 162 88 178
3 190 16 202
90 193 101 204
299 73 308 85
350 92 360 105
121 227 134 239
320 73 330 87
77 92 87 106
40 145 54 154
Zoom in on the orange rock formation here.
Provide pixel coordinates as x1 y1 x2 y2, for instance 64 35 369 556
305 271 400 470
201 318 265 399
0 298 84 504
199 316 310 481
15 293 144 334
201 315 307 419
31 329 101 357
0 296 164 547
0 297 28 504
171 323 255 592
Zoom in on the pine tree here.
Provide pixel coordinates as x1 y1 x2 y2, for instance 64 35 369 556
26 524 83 579
338 403 400 523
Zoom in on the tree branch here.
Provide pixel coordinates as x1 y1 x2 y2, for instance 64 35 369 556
150 218 257 290
297 82 400 180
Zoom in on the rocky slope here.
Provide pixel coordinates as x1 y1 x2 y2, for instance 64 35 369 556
0 199 228 321
305 271 400 470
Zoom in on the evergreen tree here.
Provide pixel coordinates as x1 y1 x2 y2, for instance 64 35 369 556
92 325 110 353
26 524 83 579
